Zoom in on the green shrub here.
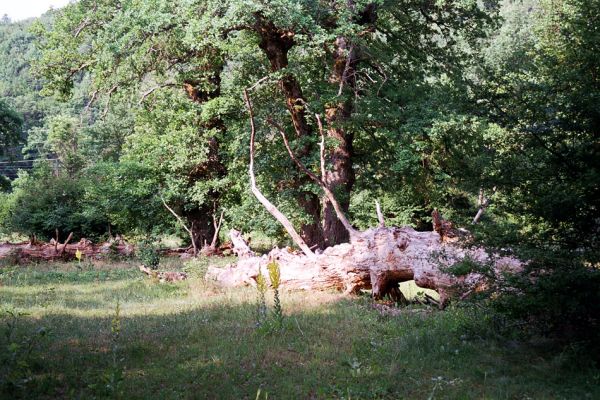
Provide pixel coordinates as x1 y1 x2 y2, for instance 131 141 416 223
488 255 600 359
0 308 49 397
182 257 209 279
137 239 160 270
5 167 108 241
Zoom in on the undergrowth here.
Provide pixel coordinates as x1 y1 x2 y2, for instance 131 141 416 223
0 260 597 399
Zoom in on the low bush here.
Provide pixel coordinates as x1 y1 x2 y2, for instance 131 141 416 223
136 239 160 270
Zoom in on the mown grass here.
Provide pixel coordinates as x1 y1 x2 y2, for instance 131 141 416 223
0 258 598 399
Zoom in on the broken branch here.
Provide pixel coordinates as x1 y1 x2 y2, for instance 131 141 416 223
160 196 197 256
268 117 358 238
243 89 315 258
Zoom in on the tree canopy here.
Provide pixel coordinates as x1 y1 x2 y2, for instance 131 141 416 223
0 0 597 266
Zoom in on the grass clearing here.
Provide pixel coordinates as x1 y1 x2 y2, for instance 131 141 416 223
0 258 598 399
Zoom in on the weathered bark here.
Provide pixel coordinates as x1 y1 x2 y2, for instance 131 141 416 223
323 99 355 246
229 229 255 258
322 2 378 245
206 226 522 307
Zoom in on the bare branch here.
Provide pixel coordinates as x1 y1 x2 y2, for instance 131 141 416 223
267 117 358 238
59 232 74 256
375 200 385 228
243 89 315 257
138 82 176 105
247 76 270 92
315 114 326 179
337 44 355 97
101 85 118 119
160 196 197 256
210 210 225 248
472 187 495 224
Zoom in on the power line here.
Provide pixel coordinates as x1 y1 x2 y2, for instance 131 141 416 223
0 158 59 165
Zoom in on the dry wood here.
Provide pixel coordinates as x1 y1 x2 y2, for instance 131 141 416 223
207 222 522 307
268 117 358 238
210 210 224 248
59 232 74 256
375 200 385 228
161 195 198 256
472 187 495 224
0 237 134 263
243 88 315 257
229 229 255 258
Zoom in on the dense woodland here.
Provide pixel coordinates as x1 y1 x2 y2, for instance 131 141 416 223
0 0 599 397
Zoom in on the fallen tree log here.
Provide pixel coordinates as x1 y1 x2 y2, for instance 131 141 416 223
206 226 522 306
0 237 134 263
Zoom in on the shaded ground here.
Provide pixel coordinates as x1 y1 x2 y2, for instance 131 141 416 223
0 259 598 399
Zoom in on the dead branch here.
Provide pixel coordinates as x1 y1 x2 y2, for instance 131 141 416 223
160 196 197 256
267 117 358 238
243 89 315 258
472 187 495 224
246 76 270 91
210 210 225 248
229 229 255 258
375 200 385 227
138 82 176 105
59 232 74 256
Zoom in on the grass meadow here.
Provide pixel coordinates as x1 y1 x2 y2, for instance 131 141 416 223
0 257 598 399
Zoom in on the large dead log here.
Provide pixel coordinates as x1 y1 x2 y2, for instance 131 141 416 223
206 227 522 306
0 237 134 263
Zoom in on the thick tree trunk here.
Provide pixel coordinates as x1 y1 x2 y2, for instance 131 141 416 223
323 100 355 246
207 227 522 306
321 18 364 245
321 4 378 246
